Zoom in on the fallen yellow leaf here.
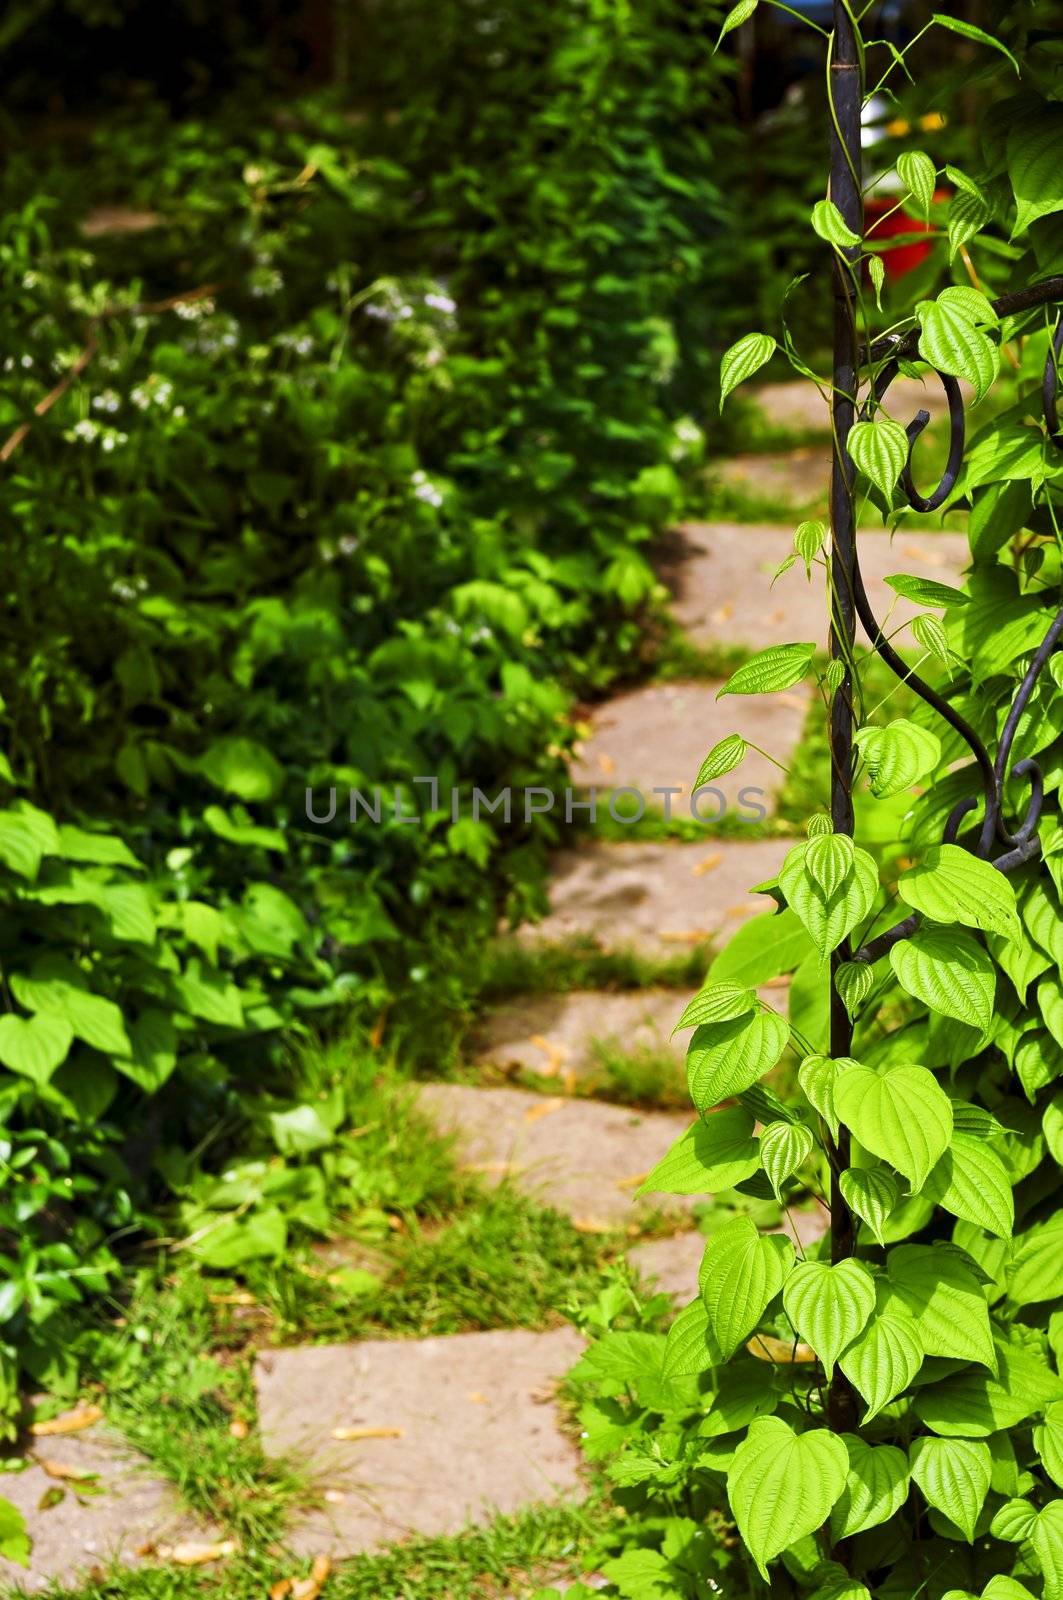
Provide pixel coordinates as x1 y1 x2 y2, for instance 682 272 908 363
270 1582 292 1600
330 1426 404 1441
572 1216 612 1234
616 1172 648 1191
159 1539 238 1566
528 1033 567 1078
598 753 616 777
292 1555 332 1600
746 1333 817 1364
523 1096 565 1124
466 1392 487 1405
692 852 722 878
229 1418 249 1439
31 1405 103 1437
208 1291 256 1306
40 1460 98 1483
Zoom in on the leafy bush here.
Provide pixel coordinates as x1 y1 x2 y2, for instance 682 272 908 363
0 0 735 1441
570 7 1063 1597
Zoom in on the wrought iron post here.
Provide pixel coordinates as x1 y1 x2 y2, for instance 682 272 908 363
827 0 861 1439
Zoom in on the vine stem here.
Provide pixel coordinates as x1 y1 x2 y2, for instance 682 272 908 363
826 0 861 1465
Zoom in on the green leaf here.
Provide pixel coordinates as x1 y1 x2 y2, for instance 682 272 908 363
708 907 812 988
268 1104 334 1156
121 1009 177 1093
699 1217 794 1360
898 151 936 217
910 1436 991 1542
840 1167 900 1247
812 199 861 249
695 735 747 789
1031 1501 1063 1600
0 1012 73 1086
856 718 941 798
932 12 1019 70
639 1109 761 1196
886 1243 995 1367
799 1054 842 1138
897 845 1020 943
834 1063 953 1191
720 332 776 408
848 417 909 499
718 642 815 697
938 286 997 327
830 1434 910 1540
804 833 854 899
948 186 990 260
782 1259 875 1378
917 298 999 403
890 926 995 1032
1008 113 1063 235
674 983 756 1033
662 1296 717 1379
991 1499 1040 1542
759 1121 814 1197
727 1417 847 1580
686 1009 789 1112
199 737 285 803
716 0 758 48
794 520 825 575
869 253 885 311
1035 1401 1063 1489
915 1337 1063 1439
885 572 970 610
1007 1218 1063 1306
835 961 874 1020
0 811 44 880
0 1496 30 1567
928 1133 1014 1239
780 840 878 959
56 825 143 869
839 1300 923 1420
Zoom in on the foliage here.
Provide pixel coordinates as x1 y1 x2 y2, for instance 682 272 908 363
569 4 1063 1597
0 0 732 1452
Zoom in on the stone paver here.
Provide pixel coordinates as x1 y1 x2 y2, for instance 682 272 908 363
569 680 809 814
517 838 791 956
748 375 969 436
0 1431 212 1594
255 1326 585 1556
473 988 694 1084
420 1082 702 1227
665 522 970 651
473 982 789 1088
717 447 831 511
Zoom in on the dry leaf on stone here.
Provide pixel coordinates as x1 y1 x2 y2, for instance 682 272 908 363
41 1460 99 1483
158 1540 238 1566
292 1555 331 1599
529 1034 566 1076
572 1216 612 1234
693 852 722 877
523 1096 565 1123
330 1425 403 1441
229 1418 249 1439
38 1486 65 1511
30 1404 103 1436
616 1172 648 1191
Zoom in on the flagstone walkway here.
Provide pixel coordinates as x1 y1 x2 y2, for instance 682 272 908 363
3 378 967 1592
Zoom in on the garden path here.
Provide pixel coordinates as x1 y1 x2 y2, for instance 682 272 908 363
2 378 969 1591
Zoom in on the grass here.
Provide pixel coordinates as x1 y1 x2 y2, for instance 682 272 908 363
19 1496 623 1600
478 936 711 1000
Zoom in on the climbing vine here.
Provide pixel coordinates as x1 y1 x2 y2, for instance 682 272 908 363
562 4 1063 1597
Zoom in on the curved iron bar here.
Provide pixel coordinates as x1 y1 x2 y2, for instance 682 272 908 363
844 282 1063 968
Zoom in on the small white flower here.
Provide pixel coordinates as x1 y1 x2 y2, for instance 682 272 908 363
424 292 457 314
